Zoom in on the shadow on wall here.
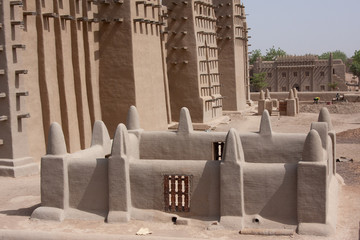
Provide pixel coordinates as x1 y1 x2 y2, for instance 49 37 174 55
244 163 298 225
187 160 220 221
68 158 109 217
258 163 298 225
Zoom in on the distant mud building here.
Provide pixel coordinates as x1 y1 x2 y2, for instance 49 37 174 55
252 54 347 92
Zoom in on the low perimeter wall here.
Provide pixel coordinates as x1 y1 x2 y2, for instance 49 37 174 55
31 106 340 237
251 91 360 102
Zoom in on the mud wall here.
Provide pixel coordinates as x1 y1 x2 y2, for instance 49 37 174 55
1 0 101 164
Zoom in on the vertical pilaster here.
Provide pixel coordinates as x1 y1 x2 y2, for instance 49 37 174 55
311 66 314 91
99 0 168 135
159 3 172 124
164 0 222 123
82 0 102 124
37 0 62 145
215 0 248 111
329 53 333 89
220 128 245 229
108 124 131 222
131 0 168 130
0 0 38 177
54 0 81 153
297 129 331 235
23 0 46 161
31 122 68 221
69 0 92 149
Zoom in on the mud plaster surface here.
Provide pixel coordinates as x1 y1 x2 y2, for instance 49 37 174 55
0 104 360 239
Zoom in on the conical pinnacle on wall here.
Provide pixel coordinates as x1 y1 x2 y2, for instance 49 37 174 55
259 90 265 100
111 124 130 158
302 129 323 162
318 107 333 131
126 106 141 130
178 107 193 133
223 128 245 163
91 121 111 152
259 110 272 136
46 123 67 155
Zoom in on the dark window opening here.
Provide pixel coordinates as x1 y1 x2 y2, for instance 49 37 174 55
213 142 225 160
305 71 310 77
267 72 272 78
164 175 190 212
282 72 286 78
75 0 80 14
320 71 325 76
293 72 298 77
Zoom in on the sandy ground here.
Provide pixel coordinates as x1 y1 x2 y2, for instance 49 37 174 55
0 103 360 239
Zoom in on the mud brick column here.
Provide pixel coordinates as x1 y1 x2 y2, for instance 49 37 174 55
54 0 82 153
99 0 168 135
69 0 92 149
31 122 69 221
286 89 296 116
163 0 223 123
108 124 131 223
22 0 46 161
82 0 102 125
297 126 334 236
243 20 251 105
36 1 63 146
220 128 245 229
0 0 38 177
214 0 247 111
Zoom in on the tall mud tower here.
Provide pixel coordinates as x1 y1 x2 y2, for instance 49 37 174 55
214 0 250 111
0 0 102 176
163 0 223 123
98 0 170 134
0 1 38 177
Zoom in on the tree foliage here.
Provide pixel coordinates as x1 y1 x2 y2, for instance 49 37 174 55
318 50 348 63
350 50 360 78
262 46 287 61
328 82 338 91
249 49 262 65
249 46 287 64
250 72 267 92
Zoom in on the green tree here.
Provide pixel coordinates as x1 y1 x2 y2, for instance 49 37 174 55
263 46 286 61
328 82 338 91
249 49 262 65
318 50 348 63
350 50 360 80
250 72 267 92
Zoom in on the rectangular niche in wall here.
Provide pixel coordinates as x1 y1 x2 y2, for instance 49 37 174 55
164 175 190 212
213 141 225 160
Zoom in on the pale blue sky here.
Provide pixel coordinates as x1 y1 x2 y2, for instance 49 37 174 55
242 0 360 58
